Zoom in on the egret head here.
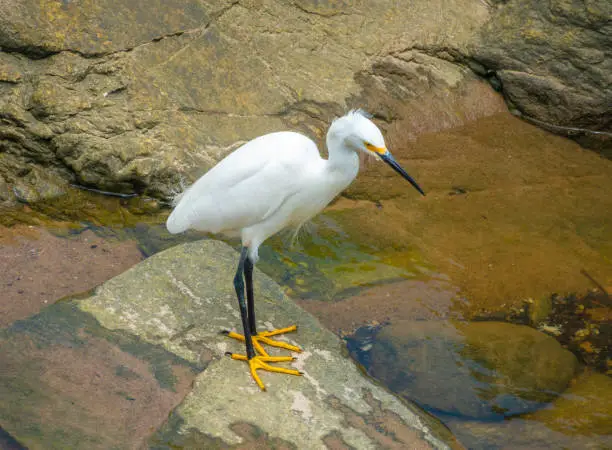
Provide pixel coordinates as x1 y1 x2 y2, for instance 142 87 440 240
331 110 425 196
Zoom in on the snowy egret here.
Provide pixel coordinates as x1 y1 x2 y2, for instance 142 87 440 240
166 110 424 390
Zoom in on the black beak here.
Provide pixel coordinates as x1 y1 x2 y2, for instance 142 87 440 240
380 152 425 196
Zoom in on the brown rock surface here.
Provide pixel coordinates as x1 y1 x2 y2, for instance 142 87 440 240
0 302 205 450
0 0 494 198
0 226 143 327
470 0 612 153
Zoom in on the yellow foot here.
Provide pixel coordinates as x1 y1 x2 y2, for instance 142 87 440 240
227 353 302 391
222 325 301 357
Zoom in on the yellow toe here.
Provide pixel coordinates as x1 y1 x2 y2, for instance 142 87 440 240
227 353 302 391
222 325 302 355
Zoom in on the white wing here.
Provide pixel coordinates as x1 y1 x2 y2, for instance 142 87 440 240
166 131 321 234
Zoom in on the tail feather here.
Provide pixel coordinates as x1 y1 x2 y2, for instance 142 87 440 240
166 208 190 234
166 179 192 234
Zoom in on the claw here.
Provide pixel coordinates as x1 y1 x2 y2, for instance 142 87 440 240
227 353 302 390
222 325 301 357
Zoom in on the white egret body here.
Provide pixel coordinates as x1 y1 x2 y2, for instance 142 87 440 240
166 110 424 390
167 131 356 261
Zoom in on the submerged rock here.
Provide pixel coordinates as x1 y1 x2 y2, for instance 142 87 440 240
366 320 578 419
0 226 144 327
444 412 612 450
443 369 612 448
0 240 456 449
525 369 612 436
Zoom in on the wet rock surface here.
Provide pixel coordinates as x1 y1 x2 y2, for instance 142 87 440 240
444 411 612 450
0 182 165 228
0 240 456 449
525 369 612 437
298 279 462 336
356 320 578 420
0 226 143 327
0 302 204 450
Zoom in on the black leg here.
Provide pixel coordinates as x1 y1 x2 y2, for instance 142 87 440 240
244 254 257 335
234 247 255 359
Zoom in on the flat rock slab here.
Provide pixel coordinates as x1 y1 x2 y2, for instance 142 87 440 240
0 302 204 450
69 240 453 449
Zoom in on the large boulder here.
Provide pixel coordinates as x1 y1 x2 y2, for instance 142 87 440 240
0 0 497 198
0 240 456 449
470 0 612 153
1 0 609 199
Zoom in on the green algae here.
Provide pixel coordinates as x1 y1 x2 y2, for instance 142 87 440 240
0 184 167 229
256 212 436 301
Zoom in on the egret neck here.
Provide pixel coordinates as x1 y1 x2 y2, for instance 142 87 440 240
325 123 360 187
